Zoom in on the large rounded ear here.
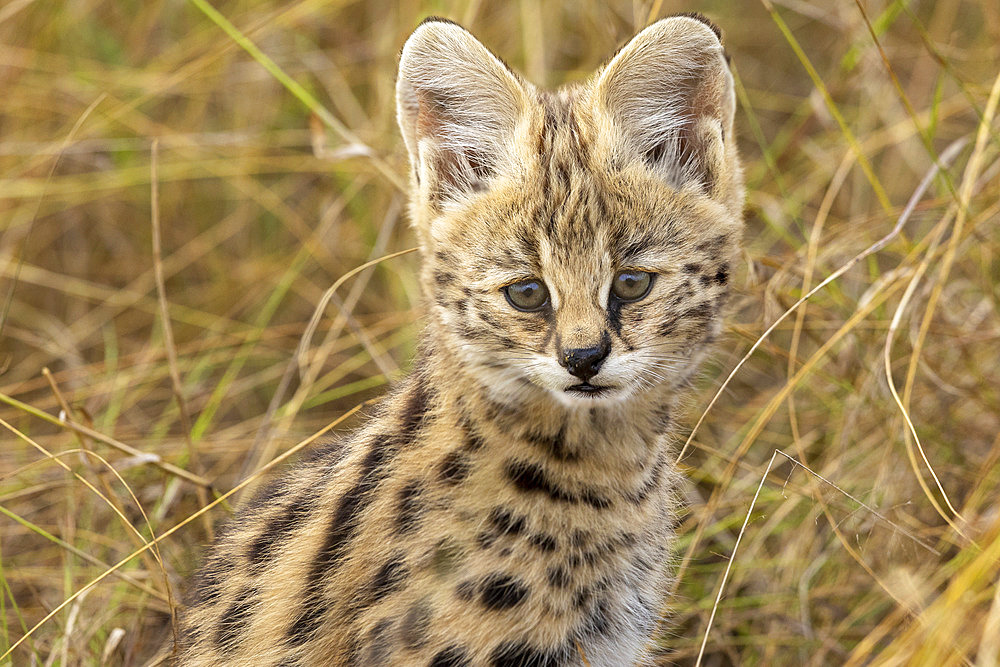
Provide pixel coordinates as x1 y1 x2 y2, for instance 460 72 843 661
396 19 528 205
591 15 736 195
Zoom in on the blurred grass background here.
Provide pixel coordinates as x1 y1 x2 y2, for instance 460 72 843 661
1 0 998 665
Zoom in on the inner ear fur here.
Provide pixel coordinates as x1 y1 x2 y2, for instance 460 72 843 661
396 19 528 204
591 15 736 194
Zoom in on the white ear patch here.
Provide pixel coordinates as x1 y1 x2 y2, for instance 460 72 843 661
396 20 529 203
591 16 735 192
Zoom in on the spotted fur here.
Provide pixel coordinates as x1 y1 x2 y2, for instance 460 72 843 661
175 14 743 666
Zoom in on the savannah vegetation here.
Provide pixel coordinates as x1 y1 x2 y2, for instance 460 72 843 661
1 0 998 664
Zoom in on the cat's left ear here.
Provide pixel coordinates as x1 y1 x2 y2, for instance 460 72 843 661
397 19 528 206
590 15 738 197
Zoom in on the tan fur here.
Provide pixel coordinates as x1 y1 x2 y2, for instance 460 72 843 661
175 15 743 667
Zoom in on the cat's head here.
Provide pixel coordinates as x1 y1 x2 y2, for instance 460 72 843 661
396 16 743 407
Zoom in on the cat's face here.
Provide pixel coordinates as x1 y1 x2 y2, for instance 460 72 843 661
397 17 743 408
423 154 740 407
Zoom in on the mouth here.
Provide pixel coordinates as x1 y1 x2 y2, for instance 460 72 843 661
565 383 613 398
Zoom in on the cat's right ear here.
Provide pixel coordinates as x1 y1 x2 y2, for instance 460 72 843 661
396 19 528 207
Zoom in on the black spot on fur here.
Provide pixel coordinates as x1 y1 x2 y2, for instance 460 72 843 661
400 376 432 440
239 477 291 514
456 579 476 601
344 638 362 667
682 302 715 321
462 420 486 451
480 574 529 610
554 160 571 193
617 531 639 548
313 438 387 568
581 598 612 638
658 316 678 337
479 506 527 550
299 438 347 466
247 491 317 566
580 488 611 510
696 234 729 255
433 269 452 287
529 533 558 552
477 530 498 550
490 642 565 667
481 394 519 423
459 322 489 341
214 586 256 653
178 624 201 652
370 553 408 600
714 263 729 285
547 565 571 589
626 455 665 505
504 459 608 509
489 507 526 536
683 262 702 274
188 561 224 606
360 618 394 665
286 600 329 646
573 587 591 609
523 424 576 461
430 646 472 667
395 479 424 535
439 451 471 484
477 308 504 332
506 459 575 502
400 599 432 649
289 432 398 645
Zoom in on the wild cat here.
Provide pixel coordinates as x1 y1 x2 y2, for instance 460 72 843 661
174 13 743 667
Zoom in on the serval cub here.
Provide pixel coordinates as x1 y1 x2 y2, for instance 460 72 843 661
176 14 743 667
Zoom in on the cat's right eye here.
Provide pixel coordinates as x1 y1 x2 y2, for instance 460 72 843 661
503 279 549 312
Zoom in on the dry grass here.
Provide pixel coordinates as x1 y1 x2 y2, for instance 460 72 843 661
1 1 998 665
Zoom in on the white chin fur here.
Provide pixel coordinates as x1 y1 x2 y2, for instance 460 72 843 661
549 387 630 408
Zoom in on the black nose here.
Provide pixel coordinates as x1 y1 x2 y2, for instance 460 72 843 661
561 341 610 383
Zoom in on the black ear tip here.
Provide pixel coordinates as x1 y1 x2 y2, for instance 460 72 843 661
418 15 463 29
671 12 722 41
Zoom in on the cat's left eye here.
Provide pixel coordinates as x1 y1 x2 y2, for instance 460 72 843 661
503 279 549 312
611 270 653 302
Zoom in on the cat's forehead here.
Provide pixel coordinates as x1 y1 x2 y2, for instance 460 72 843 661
512 93 696 256
433 93 725 277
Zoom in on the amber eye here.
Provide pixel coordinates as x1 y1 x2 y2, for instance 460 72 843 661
503 279 549 312
611 270 653 302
